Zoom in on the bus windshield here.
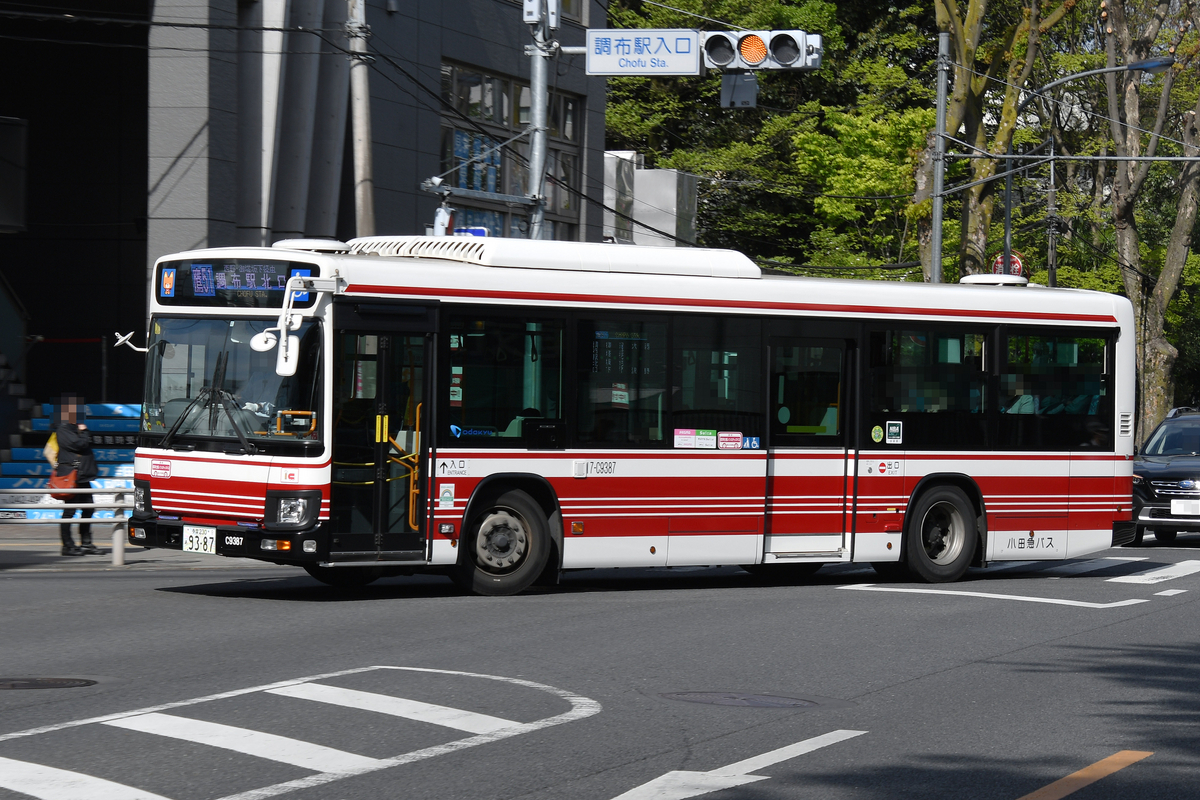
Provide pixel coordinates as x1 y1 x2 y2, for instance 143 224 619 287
142 317 322 444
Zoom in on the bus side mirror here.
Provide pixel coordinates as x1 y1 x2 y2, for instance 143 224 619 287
276 334 300 377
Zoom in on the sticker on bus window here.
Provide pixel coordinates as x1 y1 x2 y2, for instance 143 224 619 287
886 421 902 445
871 425 884 443
439 484 455 508
674 429 696 448
718 431 743 450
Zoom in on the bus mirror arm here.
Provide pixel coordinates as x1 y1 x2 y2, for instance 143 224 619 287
253 272 342 376
115 331 149 353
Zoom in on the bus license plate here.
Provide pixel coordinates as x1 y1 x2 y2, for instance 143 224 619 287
182 525 217 554
1170 500 1200 516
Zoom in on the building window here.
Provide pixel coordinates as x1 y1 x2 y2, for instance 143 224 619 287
440 62 583 240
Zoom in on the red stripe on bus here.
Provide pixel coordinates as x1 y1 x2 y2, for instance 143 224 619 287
346 284 1119 324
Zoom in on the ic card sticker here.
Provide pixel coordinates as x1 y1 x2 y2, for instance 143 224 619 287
695 429 717 448
674 428 697 448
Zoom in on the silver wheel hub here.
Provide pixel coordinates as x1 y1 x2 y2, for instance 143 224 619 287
920 501 965 565
474 509 528 571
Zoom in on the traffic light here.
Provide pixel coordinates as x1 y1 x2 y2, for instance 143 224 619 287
701 31 822 71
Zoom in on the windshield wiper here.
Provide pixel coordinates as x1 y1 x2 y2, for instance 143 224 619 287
158 386 211 451
214 388 257 455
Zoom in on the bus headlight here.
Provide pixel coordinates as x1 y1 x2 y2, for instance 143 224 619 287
278 497 308 524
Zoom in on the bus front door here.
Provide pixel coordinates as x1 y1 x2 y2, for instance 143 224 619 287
331 330 433 562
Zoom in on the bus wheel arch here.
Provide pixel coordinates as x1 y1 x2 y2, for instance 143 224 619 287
902 474 986 581
453 475 561 595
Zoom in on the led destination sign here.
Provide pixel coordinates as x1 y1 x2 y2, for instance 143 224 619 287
156 259 320 308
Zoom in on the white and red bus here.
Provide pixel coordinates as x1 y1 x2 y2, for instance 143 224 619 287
131 236 1136 593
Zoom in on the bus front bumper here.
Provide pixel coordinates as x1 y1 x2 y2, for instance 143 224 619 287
127 518 328 564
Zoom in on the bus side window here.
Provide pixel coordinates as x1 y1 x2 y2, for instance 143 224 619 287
446 315 563 445
672 316 763 442
576 318 667 445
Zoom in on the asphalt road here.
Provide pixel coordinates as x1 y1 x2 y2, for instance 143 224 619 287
2 529 1199 800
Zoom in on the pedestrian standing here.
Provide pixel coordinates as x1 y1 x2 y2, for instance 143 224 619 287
55 395 99 556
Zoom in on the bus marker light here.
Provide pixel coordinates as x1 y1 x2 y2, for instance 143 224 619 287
302 540 317 553
887 542 893 550
650 546 656 554
571 521 584 535
439 523 455 535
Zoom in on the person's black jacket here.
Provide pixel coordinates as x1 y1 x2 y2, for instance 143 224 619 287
54 421 97 482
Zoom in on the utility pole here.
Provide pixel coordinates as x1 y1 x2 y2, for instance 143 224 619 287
347 0 375 237
1047 140 1056 287
525 0 557 239
930 31 949 283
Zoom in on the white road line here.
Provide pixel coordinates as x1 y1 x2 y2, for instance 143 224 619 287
1040 557 1147 577
608 730 868 800
1108 560 1200 584
710 729 868 776
265 683 517 734
838 584 1149 609
0 756 172 800
104 713 382 773
1155 589 1188 596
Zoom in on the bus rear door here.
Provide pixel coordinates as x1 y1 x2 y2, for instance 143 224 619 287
764 338 854 561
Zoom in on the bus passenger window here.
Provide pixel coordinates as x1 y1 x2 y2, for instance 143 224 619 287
673 316 763 442
446 315 563 445
999 331 1112 450
577 319 667 445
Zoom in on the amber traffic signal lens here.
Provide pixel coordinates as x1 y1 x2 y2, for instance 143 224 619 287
739 34 768 66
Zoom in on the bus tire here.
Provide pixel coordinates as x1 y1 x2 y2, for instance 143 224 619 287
303 564 382 587
453 489 550 596
740 563 822 582
1154 529 1178 543
904 486 977 583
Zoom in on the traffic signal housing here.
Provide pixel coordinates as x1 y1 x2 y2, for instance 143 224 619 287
701 30 822 71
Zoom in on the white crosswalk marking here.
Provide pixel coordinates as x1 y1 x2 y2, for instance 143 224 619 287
0 756 172 800
265 683 518 734
1041 557 1148 577
1109 560 1200 584
104 713 381 773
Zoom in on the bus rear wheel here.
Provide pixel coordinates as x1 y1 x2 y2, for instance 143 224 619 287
303 564 382 587
453 489 550 596
904 486 977 583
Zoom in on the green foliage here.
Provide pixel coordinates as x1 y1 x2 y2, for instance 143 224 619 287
604 0 936 279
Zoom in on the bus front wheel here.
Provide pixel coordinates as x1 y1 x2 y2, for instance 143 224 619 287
453 489 550 596
905 486 977 583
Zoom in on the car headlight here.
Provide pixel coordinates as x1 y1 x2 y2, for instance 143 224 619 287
134 486 146 512
1132 475 1143 486
278 497 308 525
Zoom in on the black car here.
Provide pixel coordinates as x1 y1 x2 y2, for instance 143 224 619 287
1132 408 1200 545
